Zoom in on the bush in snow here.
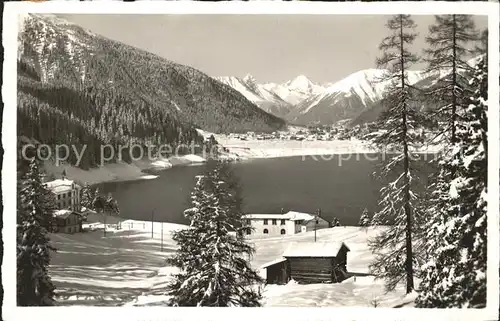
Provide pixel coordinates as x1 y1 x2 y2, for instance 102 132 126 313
17 159 57 306
166 158 264 306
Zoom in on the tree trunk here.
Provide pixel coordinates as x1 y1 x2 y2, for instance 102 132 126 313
400 15 414 294
451 14 457 145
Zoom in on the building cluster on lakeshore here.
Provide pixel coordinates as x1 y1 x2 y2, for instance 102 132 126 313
221 122 380 142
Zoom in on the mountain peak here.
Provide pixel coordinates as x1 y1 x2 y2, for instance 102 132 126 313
286 75 315 91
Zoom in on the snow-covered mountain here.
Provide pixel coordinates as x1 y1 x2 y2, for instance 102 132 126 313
215 55 482 126
215 74 293 117
215 74 328 117
263 75 326 106
18 12 286 152
285 69 429 125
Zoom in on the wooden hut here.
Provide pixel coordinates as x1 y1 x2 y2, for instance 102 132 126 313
260 258 290 285
282 242 350 284
261 242 350 285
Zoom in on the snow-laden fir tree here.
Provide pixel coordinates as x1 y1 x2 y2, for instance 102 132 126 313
368 14 428 294
81 183 94 210
17 158 57 306
331 217 341 227
166 158 264 306
359 208 371 229
424 15 478 144
415 56 488 308
419 21 483 262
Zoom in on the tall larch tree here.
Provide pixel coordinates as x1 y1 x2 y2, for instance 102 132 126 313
166 158 263 306
17 159 57 306
368 14 425 294
416 55 488 308
424 15 479 144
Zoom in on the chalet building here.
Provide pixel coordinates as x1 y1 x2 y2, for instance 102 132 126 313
52 210 83 233
261 242 350 285
44 175 82 212
242 211 329 236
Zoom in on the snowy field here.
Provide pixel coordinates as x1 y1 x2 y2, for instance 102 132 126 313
49 219 416 307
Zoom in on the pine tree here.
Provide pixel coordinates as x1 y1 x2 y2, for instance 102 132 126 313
416 56 487 308
368 14 425 294
166 159 263 306
331 217 341 227
80 182 94 212
359 208 371 229
17 159 57 306
424 15 478 144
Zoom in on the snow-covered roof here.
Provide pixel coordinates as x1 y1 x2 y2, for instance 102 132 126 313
282 211 316 221
80 207 97 214
242 211 318 221
282 242 350 258
260 257 288 269
44 178 80 193
242 214 288 220
53 209 80 219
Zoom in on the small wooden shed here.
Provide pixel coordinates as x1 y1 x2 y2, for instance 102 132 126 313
282 242 350 284
260 258 290 285
261 242 350 285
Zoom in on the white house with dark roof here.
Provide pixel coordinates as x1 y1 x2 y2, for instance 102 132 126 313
242 211 330 236
44 175 82 212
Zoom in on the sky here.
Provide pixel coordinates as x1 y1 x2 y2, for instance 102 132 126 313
59 14 487 85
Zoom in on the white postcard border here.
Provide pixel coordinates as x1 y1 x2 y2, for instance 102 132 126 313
2 1 499 321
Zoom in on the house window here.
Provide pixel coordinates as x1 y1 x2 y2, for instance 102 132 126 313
246 219 251 225
57 195 61 200
280 229 286 235
272 219 277 225
263 229 269 234
263 219 268 225
281 219 286 225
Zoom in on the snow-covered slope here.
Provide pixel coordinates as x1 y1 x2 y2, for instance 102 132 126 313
18 14 286 137
286 69 427 125
216 74 292 117
50 219 418 307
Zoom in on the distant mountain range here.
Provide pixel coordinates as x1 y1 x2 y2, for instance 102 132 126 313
215 57 480 127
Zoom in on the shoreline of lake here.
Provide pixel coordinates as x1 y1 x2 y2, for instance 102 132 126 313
43 139 440 186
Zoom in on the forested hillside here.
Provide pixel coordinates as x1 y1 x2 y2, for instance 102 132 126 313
17 14 285 169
